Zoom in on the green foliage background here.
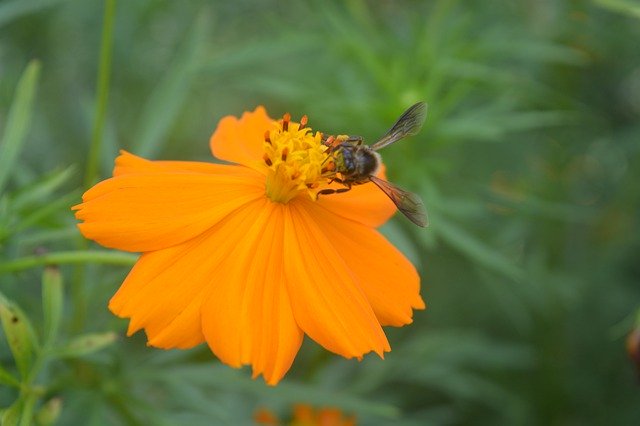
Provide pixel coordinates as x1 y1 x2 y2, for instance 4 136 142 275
1 0 639 424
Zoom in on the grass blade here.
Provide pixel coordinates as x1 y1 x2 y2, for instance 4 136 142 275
42 266 64 347
130 11 208 158
594 0 640 18
433 213 524 281
0 61 41 196
0 293 37 379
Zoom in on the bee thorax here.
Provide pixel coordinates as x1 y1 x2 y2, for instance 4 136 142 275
334 144 381 184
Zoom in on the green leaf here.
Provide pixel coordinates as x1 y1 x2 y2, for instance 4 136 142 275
16 227 79 248
1 399 21 426
0 363 20 387
18 394 37 426
483 39 589 66
131 11 209 158
0 293 37 379
594 0 640 19
0 60 41 196
53 332 117 358
439 110 579 142
0 194 10 242
199 35 316 75
138 363 401 420
12 191 80 234
34 397 62 426
486 190 594 222
11 165 76 210
42 266 63 347
433 213 524 281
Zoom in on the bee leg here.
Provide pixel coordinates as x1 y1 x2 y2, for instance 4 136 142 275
326 177 345 185
317 187 352 196
317 181 352 197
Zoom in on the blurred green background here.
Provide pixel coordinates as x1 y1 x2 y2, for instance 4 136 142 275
1 0 640 424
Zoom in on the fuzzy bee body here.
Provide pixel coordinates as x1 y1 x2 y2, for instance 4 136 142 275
332 142 381 184
319 102 429 227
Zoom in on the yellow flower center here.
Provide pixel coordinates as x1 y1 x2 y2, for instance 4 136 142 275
263 114 332 203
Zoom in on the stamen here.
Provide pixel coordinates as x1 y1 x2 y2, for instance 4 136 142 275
262 113 333 203
282 113 291 131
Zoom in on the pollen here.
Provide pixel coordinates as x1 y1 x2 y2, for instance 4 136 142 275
263 114 331 203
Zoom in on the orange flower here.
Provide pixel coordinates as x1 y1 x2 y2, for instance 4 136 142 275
255 404 356 426
73 106 425 385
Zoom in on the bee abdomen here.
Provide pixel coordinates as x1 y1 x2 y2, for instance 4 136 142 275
355 148 380 177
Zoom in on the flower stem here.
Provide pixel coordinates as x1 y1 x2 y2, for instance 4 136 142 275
84 0 116 188
0 251 137 274
74 0 117 332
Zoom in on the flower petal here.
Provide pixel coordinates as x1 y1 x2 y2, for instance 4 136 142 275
304 199 425 326
201 199 303 385
316 165 397 228
73 165 264 252
109 251 206 350
113 150 228 176
209 106 273 168
109 200 271 349
283 200 390 359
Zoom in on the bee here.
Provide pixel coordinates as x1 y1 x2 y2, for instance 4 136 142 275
318 102 428 227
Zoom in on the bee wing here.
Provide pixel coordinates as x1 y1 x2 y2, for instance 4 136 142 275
370 102 427 151
369 175 428 227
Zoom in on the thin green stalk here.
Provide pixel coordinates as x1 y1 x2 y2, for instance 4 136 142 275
84 0 116 188
74 0 116 331
0 251 137 274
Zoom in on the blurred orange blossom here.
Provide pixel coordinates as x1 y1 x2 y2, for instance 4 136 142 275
255 403 356 425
